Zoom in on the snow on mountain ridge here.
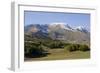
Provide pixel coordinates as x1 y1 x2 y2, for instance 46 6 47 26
75 26 88 33
25 23 89 33
49 23 88 32
49 22 74 31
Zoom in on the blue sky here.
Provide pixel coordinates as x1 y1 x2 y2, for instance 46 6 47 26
24 11 90 31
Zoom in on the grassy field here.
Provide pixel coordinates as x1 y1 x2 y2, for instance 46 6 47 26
25 48 90 61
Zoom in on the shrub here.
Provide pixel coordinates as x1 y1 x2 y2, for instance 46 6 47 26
24 42 48 58
65 44 90 52
66 44 78 52
79 44 90 51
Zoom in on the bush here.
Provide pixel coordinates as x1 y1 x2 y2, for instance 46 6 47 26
66 44 79 52
65 44 90 52
24 42 48 58
79 44 90 51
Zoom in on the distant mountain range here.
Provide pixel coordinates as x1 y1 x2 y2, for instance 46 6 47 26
24 23 90 45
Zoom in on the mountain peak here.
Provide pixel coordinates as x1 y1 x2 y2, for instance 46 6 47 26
75 26 88 33
25 23 89 34
49 22 74 31
49 22 66 28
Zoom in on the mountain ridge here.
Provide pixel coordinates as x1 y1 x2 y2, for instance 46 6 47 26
25 23 89 33
24 23 90 45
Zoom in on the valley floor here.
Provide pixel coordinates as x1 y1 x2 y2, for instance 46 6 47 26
24 49 90 61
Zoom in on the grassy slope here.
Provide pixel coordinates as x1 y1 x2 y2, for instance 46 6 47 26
25 49 90 61
24 33 90 62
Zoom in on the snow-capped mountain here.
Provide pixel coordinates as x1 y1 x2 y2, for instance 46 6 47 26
24 23 90 44
24 23 90 45
48 23 88 33
25 23 89 34
48 23 73 31
64 24 74 30
75 26 88 33
48 23 75 34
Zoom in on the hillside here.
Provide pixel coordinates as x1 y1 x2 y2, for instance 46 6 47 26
24 23 90 45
